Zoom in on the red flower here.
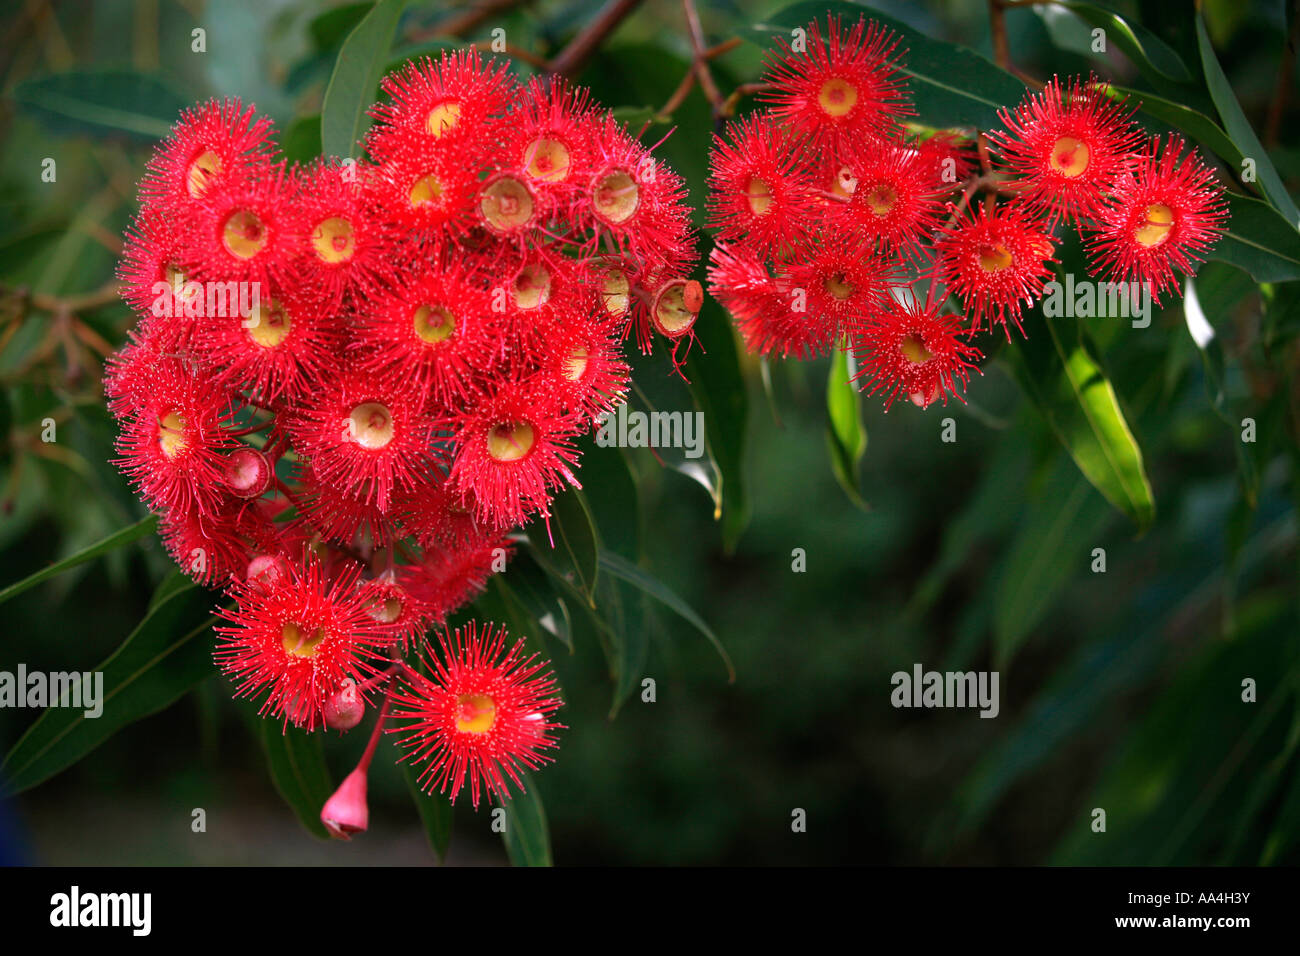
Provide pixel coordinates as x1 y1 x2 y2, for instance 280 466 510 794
183 161 297 291
138 98 275 217
365 50 514 162
193 282 342 404
355 259 502 407
707 113 818 257
706 243 790 357
388 622 563 808
215 559 389 730
852 288 983 410
760 14 913 149
584 116 696 277
285 366 441 512
1086 134 1228 304
449 378 582 530
989 76 1144 225
932 202 1056 336
288 160 393 307
832 137 944 260
783 241 896 358
113 357 240 517
502 76 598 210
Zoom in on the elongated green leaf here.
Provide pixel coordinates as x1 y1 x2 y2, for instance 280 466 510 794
530 486 599 604
748 1 1024 129
1 577 216 794
994 465 1108 667
825 348 868 509
0 514 158 608
1183 274 1259 504
11 69 189 141
599 549 734 682
684 300 752 551
400 758 452 862
281 114 323 165
1106 85 1242 166
321 0 406 160
1005 310 1155 532
1042 3 1190 82
1196 15 1300 229
257 720 332 839
1211 193 1300 284
500 774 552 867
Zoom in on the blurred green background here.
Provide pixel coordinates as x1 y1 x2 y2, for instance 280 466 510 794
1 0 1299 865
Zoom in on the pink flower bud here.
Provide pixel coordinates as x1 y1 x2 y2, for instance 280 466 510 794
320 767 369 841
323 678 365 731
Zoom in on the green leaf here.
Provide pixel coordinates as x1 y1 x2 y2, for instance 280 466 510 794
1195 15 1300 228
1106 85 1242 167
598 549 735 682
1183 274 1259 504
684 299 752 551
1005 310 1155 533
281 114 323 165
747 2 1024 129
399 758 452 862
0 513 157 608
257 720 333 839
1043 3 1191 82
993 464 1109 667
321 0 406 160
825 348 868 509
496 553 574 652
528 485 600 604
499 774 552 866
10 69 189 141
1 577 216 794
1210 193 1300 284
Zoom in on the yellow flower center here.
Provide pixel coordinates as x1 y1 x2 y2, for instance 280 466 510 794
455 693 497 734
347 402 394 450
818 78 858 117
525 137 572 182
246 298 292 348
426 101 462 137
593 169 639 224
281 622 325 659
746 176 773 216
312 216 355 264
186 150 222 198
1048 136 1090 178
480 176 535 231
1133 203 1174 248
900 333 933 365
409 173 444 208
222 209 267 259
413 304 455 344
158 410 187 458
487 422 535 462
978 243 1014 272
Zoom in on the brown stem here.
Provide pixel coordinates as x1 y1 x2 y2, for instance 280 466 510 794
548 0 646 77
682 0 724 114
988 0 1011 70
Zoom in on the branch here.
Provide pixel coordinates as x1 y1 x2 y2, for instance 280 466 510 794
548 0 646 77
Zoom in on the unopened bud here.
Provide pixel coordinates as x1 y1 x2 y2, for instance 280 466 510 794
323 678 365 731
320 767 369 840
224 446 271 498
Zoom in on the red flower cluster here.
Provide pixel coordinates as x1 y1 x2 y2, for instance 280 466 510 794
706 16 1228 411
105 51 697 806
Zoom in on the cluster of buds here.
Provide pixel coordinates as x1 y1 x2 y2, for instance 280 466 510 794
707 14 1229 410
104 50 700 815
